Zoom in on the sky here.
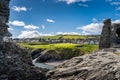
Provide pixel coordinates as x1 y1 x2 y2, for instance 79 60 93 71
8 0 120 38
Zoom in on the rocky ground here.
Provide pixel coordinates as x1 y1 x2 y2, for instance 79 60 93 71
47 48 120 80
0 42 47 80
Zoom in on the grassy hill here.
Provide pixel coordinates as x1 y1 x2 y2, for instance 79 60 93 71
18 42 98 59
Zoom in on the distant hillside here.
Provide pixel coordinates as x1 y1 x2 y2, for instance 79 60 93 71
37 35 100 40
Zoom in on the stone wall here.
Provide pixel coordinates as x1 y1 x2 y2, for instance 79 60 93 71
0 0 47 80
99 19 111 49
99 19 120 49
0 0 11 42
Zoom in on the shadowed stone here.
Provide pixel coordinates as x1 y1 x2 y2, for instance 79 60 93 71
99 19 111 49
0 0 47 80
99 19 120 49
0 0 11 42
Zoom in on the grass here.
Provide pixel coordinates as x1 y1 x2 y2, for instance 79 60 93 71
18 42 98 59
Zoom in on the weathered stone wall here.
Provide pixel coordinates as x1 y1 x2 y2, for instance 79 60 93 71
99 18 120 49
99 19 111 49
0 0 11 42
0 0 47 80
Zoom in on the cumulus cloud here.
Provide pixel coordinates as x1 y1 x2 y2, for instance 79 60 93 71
46 19 55 23
112 19 120 23
24 25 39 30
78 3 88 7
18 30 54 38
9 20 25 26
82 31 91 35
9 20 39 30
18 30 41 38
58 0 89 4
42 33 54 36
12 6 27 12
76 19 120 35
77 23 103 35
56 32 80 35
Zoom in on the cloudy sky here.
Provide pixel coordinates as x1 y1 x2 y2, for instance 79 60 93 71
9 0 120 38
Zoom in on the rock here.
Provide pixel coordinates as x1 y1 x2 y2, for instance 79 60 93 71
0 42 47 80
99 19 111 49
31 49 44 59
35 50 61 62
0 0 47 80
99 18 120 49
0 0 11 42
47 48 120 80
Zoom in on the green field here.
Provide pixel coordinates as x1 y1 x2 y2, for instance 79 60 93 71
18 42 98 59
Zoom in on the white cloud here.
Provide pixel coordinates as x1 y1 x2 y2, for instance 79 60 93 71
78 3 88 7
42 33 54 36
58 0 89 4
9 20 25 26
76 19 120 35
82 31 91 35
56 32 80 35
8 28 14 31
18 30 41 38
24 25 39 30
92 18 98 23
41 25 45 29
12 6 27 12
18 30 54 38
77 23 103 35
9 20 39 30
46 19 55 23
112 19 120 23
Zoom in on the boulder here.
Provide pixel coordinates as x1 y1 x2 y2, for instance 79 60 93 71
47 48 120 80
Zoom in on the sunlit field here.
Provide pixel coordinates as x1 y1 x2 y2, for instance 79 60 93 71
18 42 98 59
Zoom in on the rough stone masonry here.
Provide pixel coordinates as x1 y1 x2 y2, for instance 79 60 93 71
0 0 47 80
0 0 11 42
99 19 120 49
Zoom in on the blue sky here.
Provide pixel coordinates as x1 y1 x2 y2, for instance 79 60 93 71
8 0 120 38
